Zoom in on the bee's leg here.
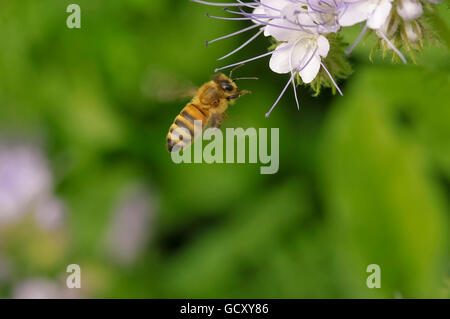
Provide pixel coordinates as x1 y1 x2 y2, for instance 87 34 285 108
211 113 224 129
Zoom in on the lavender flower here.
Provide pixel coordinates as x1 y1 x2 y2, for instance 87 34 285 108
13 278 79 299
104 185 155 266
0 143 51 224
0 141 66 231
34 196 66 231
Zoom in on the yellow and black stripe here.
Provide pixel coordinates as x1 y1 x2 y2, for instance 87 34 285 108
167 103 210 152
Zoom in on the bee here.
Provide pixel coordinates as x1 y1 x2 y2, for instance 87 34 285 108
167 72 252 152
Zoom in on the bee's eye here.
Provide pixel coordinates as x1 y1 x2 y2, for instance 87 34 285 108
220 81 234 92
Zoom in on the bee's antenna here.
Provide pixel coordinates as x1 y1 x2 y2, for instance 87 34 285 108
229 63 245 79
233 77 259 81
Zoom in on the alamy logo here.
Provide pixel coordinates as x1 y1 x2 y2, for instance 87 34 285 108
66 4 81 29
66 264 81 289
170 121 279 174
366 264 381 289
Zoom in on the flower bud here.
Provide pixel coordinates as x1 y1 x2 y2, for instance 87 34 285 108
403 21 421 43
397 0 423 22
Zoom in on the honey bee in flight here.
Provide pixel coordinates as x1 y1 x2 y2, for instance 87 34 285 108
167 71 255 152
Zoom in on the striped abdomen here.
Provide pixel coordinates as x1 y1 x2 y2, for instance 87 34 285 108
167 103 210 152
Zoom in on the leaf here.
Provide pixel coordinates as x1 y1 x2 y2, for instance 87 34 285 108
319 65 449 298
159 181 310 298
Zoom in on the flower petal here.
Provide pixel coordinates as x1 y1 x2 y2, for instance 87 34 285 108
367 0 392 29
252 6 267 25
317 35 330 57
299 55 321 84
338 1 375 27
261 0 291 16
269 43 293 74
264 18 298 41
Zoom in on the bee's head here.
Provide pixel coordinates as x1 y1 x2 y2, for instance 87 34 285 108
213 73 250 101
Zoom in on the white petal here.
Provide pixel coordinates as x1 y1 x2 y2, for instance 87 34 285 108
270 40 313 74
299 55 321 84
252 6 267 25
338 1 375 27
261 0 291 16
264 18 299 41
367 0 392 29
283 4 318 34
317 35 330 57
269 43 293 74
291 40 312 68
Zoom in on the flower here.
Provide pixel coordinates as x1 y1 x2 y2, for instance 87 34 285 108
0 143 51 224
192 0 442 116
340 0 408 63
265 5 331 83
0 141 67 233
104 185 155 266
13 278 79 299
34 196 66 231
269 37 330 84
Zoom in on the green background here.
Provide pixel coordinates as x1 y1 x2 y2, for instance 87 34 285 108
0 0 448 298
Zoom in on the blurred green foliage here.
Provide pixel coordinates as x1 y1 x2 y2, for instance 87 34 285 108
0 0 448 298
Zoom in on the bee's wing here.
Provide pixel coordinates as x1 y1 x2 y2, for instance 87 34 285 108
141 68 198 103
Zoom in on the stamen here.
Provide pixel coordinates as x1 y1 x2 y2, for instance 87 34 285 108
256 0 282 12
206 23 260 46
265 71 299 118
206 13 253 20
292 77 300 110
281 13 319 35
378 31 407 64
223 8 280 20
215 43 293 72
218 28 264 60
288 39 301 110
191 0 258 7
265 47 318 118
215 51 273 72
236 0 258 9
225 8 304 32
346 23 368 55
320 62 344 96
